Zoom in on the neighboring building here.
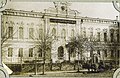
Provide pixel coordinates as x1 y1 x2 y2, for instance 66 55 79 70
1 2 120 66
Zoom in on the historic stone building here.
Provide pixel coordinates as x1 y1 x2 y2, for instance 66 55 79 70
1 2 120 66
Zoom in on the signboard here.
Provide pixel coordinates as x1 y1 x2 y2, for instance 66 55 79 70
50 18 76 24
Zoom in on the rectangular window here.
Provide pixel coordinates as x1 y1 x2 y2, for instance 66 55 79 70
18 48 23 57
29 28 34 39
104 33 107 42
110 33 113 42
117 34 119 42
117 50 119 58
90 32 93 41
111 50 114 57
29 48 33 57
97 32 100 41
19 27 23 39
104 49 107 57
39 29 43 39
8 27 13 39
8 48 13 57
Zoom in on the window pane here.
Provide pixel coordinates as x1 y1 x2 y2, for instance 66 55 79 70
117 50 120 58
104 33 107 42
104 49 107 57
97 32 100 41
97 50 100 55
110 33 113 42
58 46 64 59
18 48 23 57
117 34 119 42
71 29 74 37
111 50 114 57
8 48 13 57
38 48 42 57
29 48 33 57
29 28 34 39
52 28 56 39
8 27 13 38
83 31 86 38
61 29 66 39
39 29 43 39
19 27 23 39
90 32 93 41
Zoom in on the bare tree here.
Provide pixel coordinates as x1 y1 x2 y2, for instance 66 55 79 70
1 25 18 60
67 35 88 72
31 27 53 75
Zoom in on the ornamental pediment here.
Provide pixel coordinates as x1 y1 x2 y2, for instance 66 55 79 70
45 2 80 16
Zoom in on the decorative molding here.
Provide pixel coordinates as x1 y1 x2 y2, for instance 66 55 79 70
112 1 120 12
2 9 117 24
0 0 7 9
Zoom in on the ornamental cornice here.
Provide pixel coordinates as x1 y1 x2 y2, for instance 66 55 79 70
2 9 43 18
2 9 117 24
81 17 118 24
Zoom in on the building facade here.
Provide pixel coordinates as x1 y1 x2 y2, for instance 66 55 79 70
1 2 120 65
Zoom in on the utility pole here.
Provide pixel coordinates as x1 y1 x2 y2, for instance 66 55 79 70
42 9 47 75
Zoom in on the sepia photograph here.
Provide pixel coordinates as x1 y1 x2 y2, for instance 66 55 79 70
0 0 120 78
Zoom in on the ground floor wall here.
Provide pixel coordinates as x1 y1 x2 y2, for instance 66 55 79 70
2 40 120 66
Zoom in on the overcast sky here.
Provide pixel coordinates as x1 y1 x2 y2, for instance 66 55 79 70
6 2 119 20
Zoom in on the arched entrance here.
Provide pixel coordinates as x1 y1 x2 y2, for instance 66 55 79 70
58 46 64 59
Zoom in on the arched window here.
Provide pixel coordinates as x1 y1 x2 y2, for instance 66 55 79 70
52 28 56 39
29 28 34 39
104 32 107 42
97 32 100 41
8 27 13 39
61 29 66 39
19 27 23 39
39 28 43 39
116 29 119 42
110 29 114 42
58 46 64 59
8 48 13 57
71 29 74 37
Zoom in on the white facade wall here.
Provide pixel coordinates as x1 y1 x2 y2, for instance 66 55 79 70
1 8 119 64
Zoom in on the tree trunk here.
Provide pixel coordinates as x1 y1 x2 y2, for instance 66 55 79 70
42 51 46 75
42 62 45 75
69 49 71 62
50 59 52 71
35 62 37 75
77 51 80 72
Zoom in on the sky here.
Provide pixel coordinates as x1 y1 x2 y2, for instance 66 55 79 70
5 2 119 20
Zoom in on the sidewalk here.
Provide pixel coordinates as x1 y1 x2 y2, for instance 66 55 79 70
10 69 113 78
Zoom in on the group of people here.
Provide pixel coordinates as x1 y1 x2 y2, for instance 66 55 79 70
82 60 113 72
